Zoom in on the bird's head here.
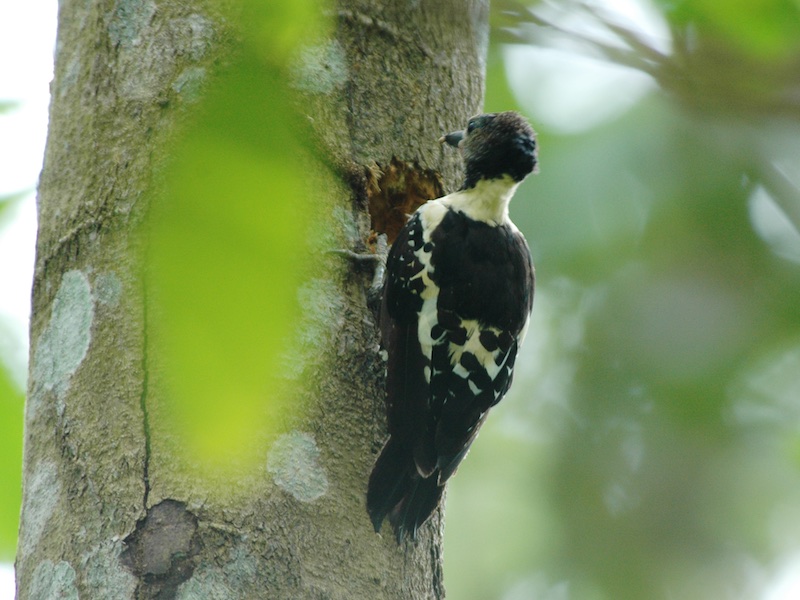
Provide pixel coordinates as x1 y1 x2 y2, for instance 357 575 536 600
440 111 538 190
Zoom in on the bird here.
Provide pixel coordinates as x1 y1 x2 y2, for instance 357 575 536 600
366 111 538 542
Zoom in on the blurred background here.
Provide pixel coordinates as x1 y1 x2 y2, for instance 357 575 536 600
0 0 54 594
2 0 799 598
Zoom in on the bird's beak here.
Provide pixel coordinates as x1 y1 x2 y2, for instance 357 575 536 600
438 130 464 148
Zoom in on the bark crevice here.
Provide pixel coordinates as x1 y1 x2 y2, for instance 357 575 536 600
140 277 152 510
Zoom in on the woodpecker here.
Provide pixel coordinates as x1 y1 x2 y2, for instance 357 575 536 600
367 111 537 542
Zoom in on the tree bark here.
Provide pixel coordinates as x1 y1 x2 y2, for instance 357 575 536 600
16 0 488 598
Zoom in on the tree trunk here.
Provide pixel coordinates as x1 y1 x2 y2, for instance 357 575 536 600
16 0 488 598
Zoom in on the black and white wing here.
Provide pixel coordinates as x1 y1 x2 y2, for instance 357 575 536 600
367 203 534 541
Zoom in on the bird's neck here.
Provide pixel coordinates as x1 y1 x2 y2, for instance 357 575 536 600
441 175 520 226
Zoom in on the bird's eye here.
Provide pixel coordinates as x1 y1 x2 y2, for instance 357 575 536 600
467 119 478 134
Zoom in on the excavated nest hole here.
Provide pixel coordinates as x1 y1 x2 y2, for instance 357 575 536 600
121 500 200 599
365 158 444 246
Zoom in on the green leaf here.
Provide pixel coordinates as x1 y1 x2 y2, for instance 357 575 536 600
149 5 329 468
0 362 23 561
0 191 28 226
0 101 21 115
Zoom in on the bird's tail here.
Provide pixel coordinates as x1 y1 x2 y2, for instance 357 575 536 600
367 437 444 542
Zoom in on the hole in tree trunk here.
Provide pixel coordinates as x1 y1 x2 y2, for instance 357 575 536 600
365 158 444 244
121 499 200 599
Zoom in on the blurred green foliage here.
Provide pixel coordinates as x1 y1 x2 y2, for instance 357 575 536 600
0 101 21 115
149 0 331 466
0 359 23 562
0 191 26 227
0 192 27 560
662 0 800 59
446 1 800 599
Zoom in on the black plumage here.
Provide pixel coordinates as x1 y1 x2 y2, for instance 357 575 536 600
367 112 537 542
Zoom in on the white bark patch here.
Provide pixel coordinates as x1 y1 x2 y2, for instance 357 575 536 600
18 461 60 560
281 277 346 380
58 55 81 99
94 272 122 308
168 14 212 102
267 432 329 502
292 40 348 94
176 564 236 600
28 560 78 600
109 6 213 102
179 14 214 61
176 544 258 599
84 540 137 599
107 0 157 48
172 66 206 102
32 270 94 405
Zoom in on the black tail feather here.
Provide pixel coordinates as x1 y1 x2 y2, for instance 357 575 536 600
367 437 408 532
367 437 444 542
389 474 444 542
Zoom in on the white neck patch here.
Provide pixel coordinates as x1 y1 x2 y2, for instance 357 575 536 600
440 176 520 226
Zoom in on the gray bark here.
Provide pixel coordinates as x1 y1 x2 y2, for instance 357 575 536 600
16 0 488 598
